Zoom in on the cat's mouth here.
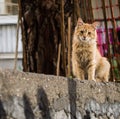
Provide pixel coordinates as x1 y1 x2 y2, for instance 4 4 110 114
82 37 86 41
79 36 89 42
78 36 96 44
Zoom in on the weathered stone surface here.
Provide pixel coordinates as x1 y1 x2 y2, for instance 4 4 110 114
0 69 120 119
54 110 68 119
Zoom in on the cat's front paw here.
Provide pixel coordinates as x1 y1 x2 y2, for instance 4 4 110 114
90 78 96 82
88 77 96 82
88 78 96 82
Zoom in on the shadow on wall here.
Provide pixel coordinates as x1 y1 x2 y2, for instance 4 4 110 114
0 79 92 119
23 87 51 119
21 79 78 119
68 78 77 119
23 94 35 119
84 110 90 119
68 79 91 119
37 87 51 119
0 78 99 119
0 99 7 119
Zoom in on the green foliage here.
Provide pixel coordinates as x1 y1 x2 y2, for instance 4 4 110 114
114 68 120 80
112 57 120 81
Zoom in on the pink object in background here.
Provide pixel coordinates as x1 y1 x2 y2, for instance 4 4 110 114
97 29 105 56
97 27 120 57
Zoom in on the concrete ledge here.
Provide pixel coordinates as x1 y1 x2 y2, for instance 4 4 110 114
0 69 120 119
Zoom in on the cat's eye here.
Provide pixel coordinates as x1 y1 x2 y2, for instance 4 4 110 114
88 32 91 35
80 30 84 34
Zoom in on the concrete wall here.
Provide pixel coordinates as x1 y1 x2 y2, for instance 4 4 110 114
0 69 120 119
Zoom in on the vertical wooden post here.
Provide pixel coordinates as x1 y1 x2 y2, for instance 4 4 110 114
14 0 21 70
67 17 71 77
83 0 87 22
118 0 120 13
109 0 119 46
19 0 27 71
73 0 80 26
61 0 66 76
109 0 120 81
101 0 110 55
14 12 19 70
73 0 76 27
88 0 94 23
101 0 114 81
56 44 61 76
74 0 80 17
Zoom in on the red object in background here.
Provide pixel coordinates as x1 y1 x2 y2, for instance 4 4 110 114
97 27 120 57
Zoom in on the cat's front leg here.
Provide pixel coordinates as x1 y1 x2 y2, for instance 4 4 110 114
77 68 85 80
88 65 96 81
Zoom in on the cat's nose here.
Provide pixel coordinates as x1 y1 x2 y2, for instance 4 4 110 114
83 36 86 40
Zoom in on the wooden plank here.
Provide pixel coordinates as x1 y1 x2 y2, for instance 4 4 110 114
56 43 61 76
67 17 71 77
101 0 114 81
60 0 66 75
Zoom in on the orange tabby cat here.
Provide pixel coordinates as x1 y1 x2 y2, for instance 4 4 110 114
72 18 110 82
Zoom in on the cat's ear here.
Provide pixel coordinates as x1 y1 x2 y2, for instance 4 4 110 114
77 18 84 26
92 22 100 29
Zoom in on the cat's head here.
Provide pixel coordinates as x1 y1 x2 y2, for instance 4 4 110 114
74 18 99 44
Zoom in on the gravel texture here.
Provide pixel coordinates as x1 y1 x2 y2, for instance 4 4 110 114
0 69 120 119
